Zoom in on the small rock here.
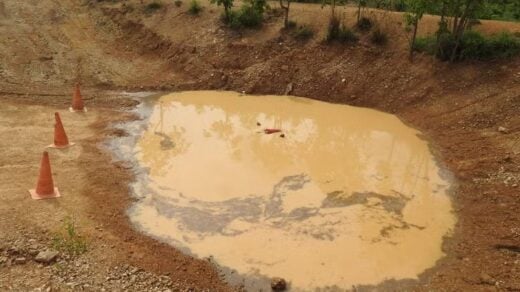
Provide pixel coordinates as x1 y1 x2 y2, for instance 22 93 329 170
271 277 287 291
280 134 285 138
35 250 59 264
284 83 293 95
498 126 508 134
281 65 289 71
14 257 26 264
256 122 261 126
479 272 494 285
341 78 346 83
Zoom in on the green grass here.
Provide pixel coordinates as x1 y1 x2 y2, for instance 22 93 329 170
188 0 202 15
52 216 87 256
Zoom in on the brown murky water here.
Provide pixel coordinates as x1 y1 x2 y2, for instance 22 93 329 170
129 91 455 290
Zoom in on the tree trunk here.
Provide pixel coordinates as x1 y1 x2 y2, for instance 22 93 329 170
284 7 289 28
328 0 336 19
435 0 448 56
280 0 290 28
410 19 419 61
452 0 462 32
357 0 362 23
450 0 473 62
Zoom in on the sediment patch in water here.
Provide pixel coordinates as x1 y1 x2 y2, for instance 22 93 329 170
126 91 455 290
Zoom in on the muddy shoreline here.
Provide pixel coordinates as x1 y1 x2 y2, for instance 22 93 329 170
80 84 518 291
111 90 457 290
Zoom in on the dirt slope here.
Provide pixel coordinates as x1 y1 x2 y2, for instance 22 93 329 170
0 0 519 291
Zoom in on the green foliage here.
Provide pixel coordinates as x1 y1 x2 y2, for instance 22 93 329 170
188 0 202 14
145 1 162 13
476 0 520 21
370 28 388 45
225 0 267 29
52 216 87 257
174 0 183 7
211 0 234 21
461 31 520 59
356 16 372 31
249 0 268 14
237 5 263 27
393 0 407 11
227 5 263 29
403 0 432 26
413 35 433 52
415 31 520 61
327 17 358 43
287 0 518 21
293 24 314 40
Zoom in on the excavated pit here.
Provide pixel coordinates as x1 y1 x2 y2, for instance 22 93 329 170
112 91 456 290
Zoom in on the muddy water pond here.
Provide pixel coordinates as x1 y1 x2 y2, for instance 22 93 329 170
126 91 455 290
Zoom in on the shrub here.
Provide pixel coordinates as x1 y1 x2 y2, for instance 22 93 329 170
415 31 520 61
327 17 358 44
188 0 202 14
327 16 340 41
462 31 520 59
293 24 314 40
357 16 372 31
238 5 263 27
145 1 162 13
338 27 358 43
287 20 297 29
174 0 183 7
227 5 263 29
370 28 387 45
413 36 434 53
249 0 267 14
393 0 406 12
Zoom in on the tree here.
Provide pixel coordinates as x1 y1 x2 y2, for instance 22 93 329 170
322 0 341 19
211 0 234 22
448 0 484 61
404 0 432 60
279 0 291 28
357 0 366 23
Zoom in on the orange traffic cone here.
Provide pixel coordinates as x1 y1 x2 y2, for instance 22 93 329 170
48 112 75 149
69 83 87 112
29 151 61 200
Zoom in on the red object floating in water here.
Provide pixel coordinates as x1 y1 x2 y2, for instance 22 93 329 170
264 128 282 134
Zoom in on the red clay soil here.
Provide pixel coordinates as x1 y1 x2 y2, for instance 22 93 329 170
0 0 519 291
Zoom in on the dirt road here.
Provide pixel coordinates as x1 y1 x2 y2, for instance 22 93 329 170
0 0 519 291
